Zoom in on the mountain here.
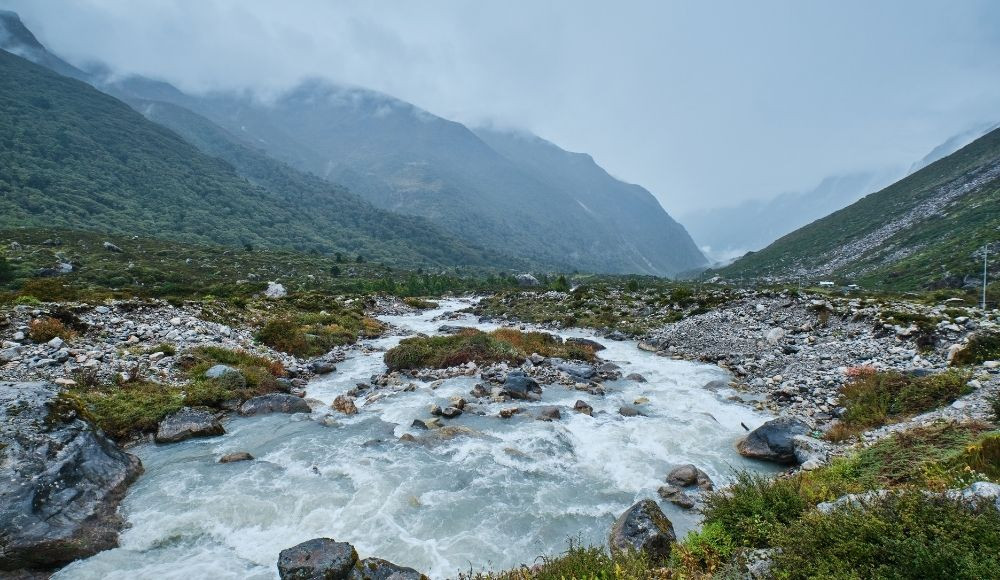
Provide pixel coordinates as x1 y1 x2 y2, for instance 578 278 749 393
681 170 900 263
717 127 1000 289
0 47 500 269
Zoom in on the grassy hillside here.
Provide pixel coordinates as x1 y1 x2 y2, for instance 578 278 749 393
0 49 500 269
719 128 1000 290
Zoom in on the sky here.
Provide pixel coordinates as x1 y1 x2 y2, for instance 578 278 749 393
4 0 1000 215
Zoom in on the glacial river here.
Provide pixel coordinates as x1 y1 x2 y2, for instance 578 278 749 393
56 298 776 579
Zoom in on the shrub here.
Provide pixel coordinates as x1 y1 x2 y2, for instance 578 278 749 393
672 521 736 576
992 392 1000 424
403 297 439 309
143 343 177 357
75 382 184 440
0 255 13 285
256 311 383 357
460 541 654 580
384 328 596 371
701 470 807 549
951 332 1000 366
28 317 74 342
828 370 971 441
770 491 1000 579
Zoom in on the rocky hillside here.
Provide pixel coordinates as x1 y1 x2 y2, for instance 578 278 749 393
718 127 1000 290
0 47 499 269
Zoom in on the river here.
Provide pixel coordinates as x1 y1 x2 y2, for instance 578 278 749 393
55 298 776 579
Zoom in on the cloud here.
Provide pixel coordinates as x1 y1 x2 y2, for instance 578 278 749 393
4 0 1000 214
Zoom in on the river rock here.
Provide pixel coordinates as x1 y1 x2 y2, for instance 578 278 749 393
618 405 644 417
537 406 561 421
608 499 675 564
437 325 471 334
155 407 225 444
0 382 143 572
277 537 358 580
204 364 241 379
657 485 695 509
349 557 428 580
333 395 358 415
625 373 647 383
219 452 254 463
501 372 541 400
565 337 606 351
573 400 593 415
554 361 596 380
737 417 810 464
665 464 714 490
239 393 311 416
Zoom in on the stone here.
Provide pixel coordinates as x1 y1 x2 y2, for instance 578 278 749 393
501 372 542 400
265 282 288 299
277 537 358 580
440 406 463 419
333 395 358 415
239 394 312 416
625 373 647 383
47 336 64 349
737 417 811 464
657 485 695 509
155 407 225 443
515 273 541 287
555 361 596 380
499 407 521 419
219 452 254 463
310 361 337 374
348 557 427 580
0 382 143 571
102 241 123 253
437 325 471 334
204 364 241 379
565 337 606 351
792 435 833 469
665 464 714 490
537 406 561 421
608 499 675 564
764 327 786 345
618 405 643 417
573 400 593 415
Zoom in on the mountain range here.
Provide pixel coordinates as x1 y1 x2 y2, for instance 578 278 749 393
0 10 706 277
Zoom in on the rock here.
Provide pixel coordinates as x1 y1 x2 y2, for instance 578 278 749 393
411 419 429 430
764 327 786 345
792 435 833 470
155 407 225 443
333 395 358 415
665 464 713 490
499 407 521 419
537 406 561 421
953 481 1000 510
102 241 123 253
469 384 489 398
573 400 593 415
608 499 675 564
625 373 647 383
437 325 471 334
618 405 643 417
239 394 311 416
657 485 695 509
0 382 143 571
501 372 542 400
204 364 241 379
219 452 254 463
277 537 358 580
565 337 606 351
744 549 776 580
737 417 810 464
265 282 288 299
348 557 427 580
310 361 337 374
440 406 463 419
47 337 64 349
637 341 659 352
555 361 596 380
515 273 541 287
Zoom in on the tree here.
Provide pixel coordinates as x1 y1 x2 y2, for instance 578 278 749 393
551 275 570 292
0 255 14 285
626 279 640 292
356 254 365 264
330 265 341 277
335 253 344 263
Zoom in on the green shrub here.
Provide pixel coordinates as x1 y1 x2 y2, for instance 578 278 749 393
770 491 1000 579
256 312 383 357
672 521 736 575
461 541 653 580
143 343 177 357
0 255 13 285
828 369 971 441
75 382 184 440
701 471 807 549
28 317 74 342
952 332 1000 366
403 297 439 309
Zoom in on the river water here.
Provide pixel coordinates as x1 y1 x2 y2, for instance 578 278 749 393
56 298 776 579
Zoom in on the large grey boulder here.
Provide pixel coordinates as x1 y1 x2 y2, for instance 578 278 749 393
553 360 597 380
239 393 312 416
501 372 541 400
204 364 240 379
665 464 714 490
608 499 675 564
278 538 358 580
155 407 224 444
348 558 427 580
737 417 811 464
0 382 143 572
565 337 606 351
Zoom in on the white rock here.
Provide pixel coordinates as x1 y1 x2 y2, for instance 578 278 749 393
169 317 182 326
47 337 64 349
264 282 287 298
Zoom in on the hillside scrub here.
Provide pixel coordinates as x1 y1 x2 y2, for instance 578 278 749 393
384 328 597 371
951 331 1000 366
825 367 971 441
27 316 75 342
255 311 384 357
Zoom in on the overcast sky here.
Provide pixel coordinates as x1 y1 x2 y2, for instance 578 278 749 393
5 0 1000 215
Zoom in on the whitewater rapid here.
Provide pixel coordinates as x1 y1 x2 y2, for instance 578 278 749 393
56 298 777 579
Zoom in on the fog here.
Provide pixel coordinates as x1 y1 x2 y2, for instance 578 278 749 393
5 0 1000 214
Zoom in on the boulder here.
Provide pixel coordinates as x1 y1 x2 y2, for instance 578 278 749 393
665 464 714 490
554 361 596 380
515 273 540 287
573 400 593 415
537 406 561 421
501 372 542 400
625 373 647 383
737 417 810 464
437 325 472 334
265 282 288 298
239 394 312 416
333 395 358 415
657 485 695 509
310 361 337 375
792 435 833 470
219 452 254 464
349 557 427 580
155 407 225 444
278 537 358 580
440 406 463 419
565 337 606 351
204 364 241 379
618 405 643 417
608 499 675 564
0 382 143 572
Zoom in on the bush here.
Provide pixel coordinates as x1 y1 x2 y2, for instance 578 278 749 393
672 521 736 576
0 255 13 285
701 471 807 549
28 317 74 342
402 297 439 309
828 369 971 441
75 382 184 440
256 311 383 357
770 491 1000 579
461 541 654 580
143 343 177 357
384 328 596 372
952 332 1000 366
